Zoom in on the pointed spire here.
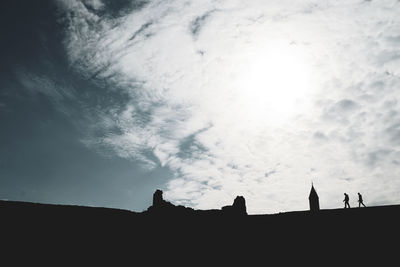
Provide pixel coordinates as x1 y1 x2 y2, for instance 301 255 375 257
309 185 318 199
309 182 320 211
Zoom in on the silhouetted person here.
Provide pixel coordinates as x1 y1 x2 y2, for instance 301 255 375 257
358 192 366 207
343 193 350 208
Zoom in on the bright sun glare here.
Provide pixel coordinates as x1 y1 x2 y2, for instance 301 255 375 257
232 42 313 125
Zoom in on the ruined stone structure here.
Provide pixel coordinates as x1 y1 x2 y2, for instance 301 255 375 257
147 189 247 216
221 196 247 215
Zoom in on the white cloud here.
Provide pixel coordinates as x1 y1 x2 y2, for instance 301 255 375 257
58 0 400 214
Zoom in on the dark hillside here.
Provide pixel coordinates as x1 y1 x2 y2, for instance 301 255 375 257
1 199 399 265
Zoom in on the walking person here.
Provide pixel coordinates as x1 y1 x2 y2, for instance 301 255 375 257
358 192 366 207
343 193 350 208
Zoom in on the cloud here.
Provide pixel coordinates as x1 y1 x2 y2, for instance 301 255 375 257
366 149 393 167
82 0 104 10
129 21 153 41
15 69 77 115
56 0 400 214
313 131 328 141
190 10 216 38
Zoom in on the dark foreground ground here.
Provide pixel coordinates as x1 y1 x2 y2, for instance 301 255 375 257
1 200 399 265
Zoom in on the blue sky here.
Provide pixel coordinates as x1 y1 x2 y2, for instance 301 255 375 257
1 0 400 214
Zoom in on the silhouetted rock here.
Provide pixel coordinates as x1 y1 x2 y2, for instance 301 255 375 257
222 196 247 215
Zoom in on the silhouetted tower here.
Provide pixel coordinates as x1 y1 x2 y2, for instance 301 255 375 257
309 184 320 212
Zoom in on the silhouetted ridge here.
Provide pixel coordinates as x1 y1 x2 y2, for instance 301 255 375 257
2 198 400 264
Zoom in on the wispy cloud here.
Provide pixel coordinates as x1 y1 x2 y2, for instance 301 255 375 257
15 69 77 115
55 0 400 214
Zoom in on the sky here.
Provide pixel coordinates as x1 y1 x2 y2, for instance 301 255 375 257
1 0 400 214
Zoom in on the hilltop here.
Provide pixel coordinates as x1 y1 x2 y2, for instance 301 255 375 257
1 191 399 264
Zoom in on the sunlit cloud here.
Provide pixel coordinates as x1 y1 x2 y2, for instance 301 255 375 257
56 0 400 214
